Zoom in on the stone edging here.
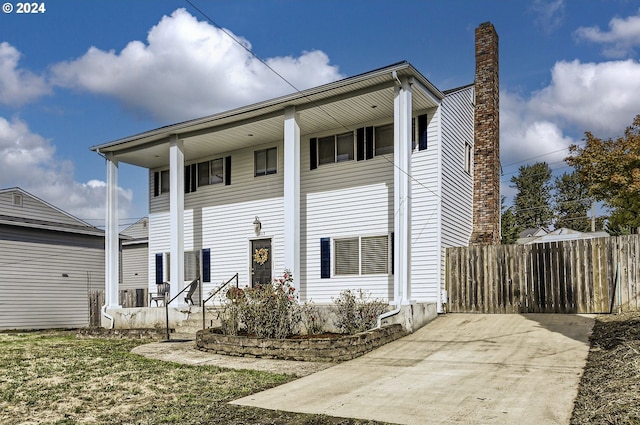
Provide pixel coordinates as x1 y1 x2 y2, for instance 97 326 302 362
77 327 169 341
195 324 406 362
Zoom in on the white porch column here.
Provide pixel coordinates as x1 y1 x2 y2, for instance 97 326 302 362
105 153 121 308
283 106 301 291
393 76 413 305
169 135 185 303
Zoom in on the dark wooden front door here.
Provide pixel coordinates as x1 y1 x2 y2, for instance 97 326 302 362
251 239 272 286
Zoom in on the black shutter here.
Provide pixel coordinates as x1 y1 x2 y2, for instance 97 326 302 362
191 164 197 191
202 248 211 282
356 128 365 161
418 114 428 151
155 253 163 284
390 232 394 275
365 126 374 159
225 156 231 185
184 165 191 193
153 172 160 197
320 238 331 278
310 138 317 170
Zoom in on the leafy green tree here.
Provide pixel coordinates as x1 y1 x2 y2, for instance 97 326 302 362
501 196 520 244
511 162 554 231
566 115 640 233
553 171 591 232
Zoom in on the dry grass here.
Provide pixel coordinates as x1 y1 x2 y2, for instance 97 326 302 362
571 312 640 425
0 331 388 425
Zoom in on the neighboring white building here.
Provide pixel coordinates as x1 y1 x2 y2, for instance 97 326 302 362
120 217 149 307
0 188 105 330
92 23 500 330
519 227 610 245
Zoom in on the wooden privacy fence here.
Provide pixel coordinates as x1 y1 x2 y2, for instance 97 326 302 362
88 289 149 327
446 235 640 314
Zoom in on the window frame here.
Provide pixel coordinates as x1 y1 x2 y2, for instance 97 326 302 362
333 234 390 276
254 147 278 177
160 169 170 194
197 157 225 187
464 142 473 174
316 132 355 167
374 124 394 156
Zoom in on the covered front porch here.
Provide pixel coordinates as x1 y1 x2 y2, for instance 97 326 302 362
92 62 444 329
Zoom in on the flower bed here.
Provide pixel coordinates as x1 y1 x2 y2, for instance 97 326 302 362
195 323 405 362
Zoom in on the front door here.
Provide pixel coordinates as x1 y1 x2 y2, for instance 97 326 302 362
251 239 272 286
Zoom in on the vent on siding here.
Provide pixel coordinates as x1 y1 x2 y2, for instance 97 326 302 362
12 193 23 206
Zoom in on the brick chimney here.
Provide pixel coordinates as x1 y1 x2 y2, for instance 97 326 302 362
471 22 501 245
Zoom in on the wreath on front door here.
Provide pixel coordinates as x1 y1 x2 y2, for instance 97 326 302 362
253 248 269 265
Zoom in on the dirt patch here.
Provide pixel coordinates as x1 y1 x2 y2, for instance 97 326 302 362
571 312 640 424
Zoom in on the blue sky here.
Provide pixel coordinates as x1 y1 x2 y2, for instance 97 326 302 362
1 0 639 227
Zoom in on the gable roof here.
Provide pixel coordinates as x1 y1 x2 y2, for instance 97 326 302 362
0 187 104 237
91 62 444 170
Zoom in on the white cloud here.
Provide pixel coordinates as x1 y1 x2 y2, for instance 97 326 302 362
0 116 132 222
575 10 640 58
0 42 50 106
530 59 640 135
530 0 566 34
500 57 640 193
50 8 343 123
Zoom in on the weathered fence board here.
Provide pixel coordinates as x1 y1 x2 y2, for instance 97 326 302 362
446 235 640 314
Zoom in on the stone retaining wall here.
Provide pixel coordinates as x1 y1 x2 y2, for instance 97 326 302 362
77 327 169 341
196 324 406 362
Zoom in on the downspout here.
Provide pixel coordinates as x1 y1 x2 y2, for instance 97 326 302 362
96 147 115 329
377 70 406 329
376 294 404 328
101 305 115 329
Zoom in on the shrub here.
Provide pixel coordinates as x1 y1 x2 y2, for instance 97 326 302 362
300 300 326 335
333 289 388 334
220 270 301 339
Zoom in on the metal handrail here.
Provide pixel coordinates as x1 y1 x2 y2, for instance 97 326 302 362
201 273 239 330
164 276 200 341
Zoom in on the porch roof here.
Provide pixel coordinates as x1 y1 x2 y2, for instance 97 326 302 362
90 62 444 170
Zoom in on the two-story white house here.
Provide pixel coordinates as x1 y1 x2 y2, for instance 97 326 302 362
92 23 500 331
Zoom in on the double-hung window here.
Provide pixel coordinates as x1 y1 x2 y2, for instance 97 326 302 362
198 158 224 186
160 170 170 193
255 147 277 176
374 124 394 155
334 235 389 276
317 132 354 166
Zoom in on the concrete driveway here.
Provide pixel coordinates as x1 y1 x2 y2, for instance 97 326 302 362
232 314 594 425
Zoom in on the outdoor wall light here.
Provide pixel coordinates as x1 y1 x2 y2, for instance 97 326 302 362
62 273 69 278
253 216 262 237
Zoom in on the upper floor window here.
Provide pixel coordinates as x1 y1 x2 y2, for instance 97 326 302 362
198 158 224 186
12 193 23 207
318 132 354 166
464 143 473 174
160 170 170 194
255 147 277 176
374 124 394 155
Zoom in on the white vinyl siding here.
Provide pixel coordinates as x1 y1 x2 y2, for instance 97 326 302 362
0 226 104 330
121 243 148 290
149 142 285 294
301 122 394 303
410 106 442 302
439 87 475 300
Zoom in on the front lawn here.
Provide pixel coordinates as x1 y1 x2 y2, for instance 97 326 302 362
0 332 385 424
